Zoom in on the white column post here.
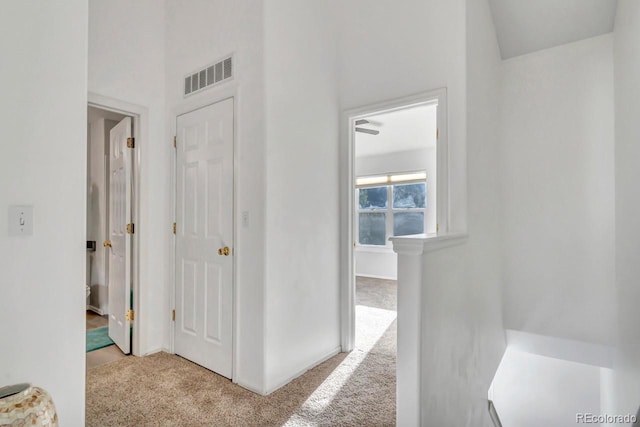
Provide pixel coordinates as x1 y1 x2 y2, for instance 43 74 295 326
391 233 467 427
394 242 425 427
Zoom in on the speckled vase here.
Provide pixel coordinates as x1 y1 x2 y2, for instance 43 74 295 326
0 385 58 426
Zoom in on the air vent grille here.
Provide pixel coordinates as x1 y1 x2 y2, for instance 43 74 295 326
184 55 234 97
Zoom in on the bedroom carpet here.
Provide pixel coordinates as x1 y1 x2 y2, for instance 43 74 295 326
86 277 396 426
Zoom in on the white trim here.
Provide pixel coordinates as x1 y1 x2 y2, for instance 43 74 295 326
340 88 449 353
234 381 267 397
356 274 397 281
87 305 104 316
339 108 356 352
389 232 468 255
263 346 342 396
87 92 146 357
355 245 395 254
170 85 239 383
141 347 166 357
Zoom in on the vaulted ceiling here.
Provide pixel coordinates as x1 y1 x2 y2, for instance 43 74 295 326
488 0 618 59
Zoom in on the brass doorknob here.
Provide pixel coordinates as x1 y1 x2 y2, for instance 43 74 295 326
103 240 112 248
218 246 230 256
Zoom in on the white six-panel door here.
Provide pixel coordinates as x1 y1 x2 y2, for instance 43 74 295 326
175 98 234 378
107 117 133 354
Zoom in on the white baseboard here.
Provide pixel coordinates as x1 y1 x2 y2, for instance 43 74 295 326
234 380 267 396
264 345 342 395
357 273 397 281
88 305 104 316
142 347 166 357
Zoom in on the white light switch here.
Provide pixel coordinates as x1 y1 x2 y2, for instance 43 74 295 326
8 206 34 236
241 211 249 228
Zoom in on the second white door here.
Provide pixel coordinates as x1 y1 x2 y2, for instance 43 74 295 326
107 116 133 354
175 98 234 378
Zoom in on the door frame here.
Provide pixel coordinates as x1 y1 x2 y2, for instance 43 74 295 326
170 86 238 381
88 92 145 357
340 89 448 351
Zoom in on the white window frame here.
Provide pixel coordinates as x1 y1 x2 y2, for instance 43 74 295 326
356 178 428 249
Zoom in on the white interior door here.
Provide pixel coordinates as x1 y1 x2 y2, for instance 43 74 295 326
107 117 132 354
175 98 234 378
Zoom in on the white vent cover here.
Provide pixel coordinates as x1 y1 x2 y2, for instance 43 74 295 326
184 55 233 97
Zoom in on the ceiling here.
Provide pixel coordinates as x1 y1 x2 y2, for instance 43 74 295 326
355 104 437 158
489 0 618 59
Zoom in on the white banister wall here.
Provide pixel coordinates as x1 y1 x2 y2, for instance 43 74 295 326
391 233 467 426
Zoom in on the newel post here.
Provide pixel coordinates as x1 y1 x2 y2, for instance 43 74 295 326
391 234 467 426
391 237 426 427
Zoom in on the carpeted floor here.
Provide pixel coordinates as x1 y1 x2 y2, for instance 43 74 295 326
86 277 396 426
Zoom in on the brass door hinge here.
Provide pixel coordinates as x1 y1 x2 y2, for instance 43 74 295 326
436 128 439 139
172 309 176 321
172 223 176 234
437 223 440 233
173 136 177 148
127 223 135 234
126 309 134 321
127 137 135 148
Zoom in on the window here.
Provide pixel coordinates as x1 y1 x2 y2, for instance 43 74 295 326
357 173 427 246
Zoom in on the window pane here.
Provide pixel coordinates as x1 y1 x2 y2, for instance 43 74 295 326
393 212 424 236
393 183 426 208
359 213 386 245
359 187 388 209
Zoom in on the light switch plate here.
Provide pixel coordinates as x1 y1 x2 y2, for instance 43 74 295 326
8 206 34 236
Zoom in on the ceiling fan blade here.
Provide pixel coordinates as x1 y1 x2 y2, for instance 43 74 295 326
355 119 383 127
355 127 380 136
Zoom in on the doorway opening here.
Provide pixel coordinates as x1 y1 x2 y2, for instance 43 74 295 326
340 94 445 423
342 90 445 353
86 99 140 369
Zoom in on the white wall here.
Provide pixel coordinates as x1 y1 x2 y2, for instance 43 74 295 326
355 249 397 281
355 148 436 280
491 349 602 427
501 34 616 347
612 1 640 422
164 0 267 392
335 0 468 234
89 0 168 355
414 1 506 424
0 2 87 425
263 0 341 393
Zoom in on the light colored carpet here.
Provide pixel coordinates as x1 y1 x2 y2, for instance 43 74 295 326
86 277 396 426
